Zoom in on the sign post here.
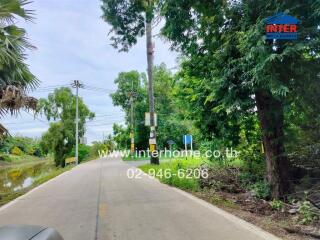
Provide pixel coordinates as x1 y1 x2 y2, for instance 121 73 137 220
167 140 175 159
190 135 193 156
183 135 193 159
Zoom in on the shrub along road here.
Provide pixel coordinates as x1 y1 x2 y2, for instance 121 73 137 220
0 157 279 240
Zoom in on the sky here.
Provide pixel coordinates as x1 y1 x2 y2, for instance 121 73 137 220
3 0 177 143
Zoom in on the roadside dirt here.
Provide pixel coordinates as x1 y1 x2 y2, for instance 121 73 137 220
192 190 320 240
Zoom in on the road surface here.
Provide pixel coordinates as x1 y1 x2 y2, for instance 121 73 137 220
0 158 280 240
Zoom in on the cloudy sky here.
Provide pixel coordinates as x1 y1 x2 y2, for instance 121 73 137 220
3 0 177 143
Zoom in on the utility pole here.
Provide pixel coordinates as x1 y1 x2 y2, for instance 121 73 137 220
129 80 135 157
72 80 83 165
146 3 159 165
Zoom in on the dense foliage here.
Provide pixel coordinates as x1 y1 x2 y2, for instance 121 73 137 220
105 1 320 200
158 0 320 198
37 88 95 167
111 64 190 150
0 136 43 157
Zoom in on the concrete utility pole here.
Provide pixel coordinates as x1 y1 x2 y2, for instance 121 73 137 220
72 80 83 165
146 2 159 165
129 81 135 157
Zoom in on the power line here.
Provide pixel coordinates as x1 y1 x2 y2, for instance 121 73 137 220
30 84 70 93
23 110 49 124
81 84 115 93
88 119 122 124
95 113 117 117
87 118 122 124
3 121 48 125
86 123 115 127
37 84 70 89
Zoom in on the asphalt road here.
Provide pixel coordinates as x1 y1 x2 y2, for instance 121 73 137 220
0 158 280 240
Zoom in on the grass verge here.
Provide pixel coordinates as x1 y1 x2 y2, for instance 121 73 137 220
122 155 150 161
0 154 50 168
139 157 205 191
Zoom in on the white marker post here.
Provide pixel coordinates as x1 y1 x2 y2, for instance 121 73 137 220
190 135 193 158
184 135 187 159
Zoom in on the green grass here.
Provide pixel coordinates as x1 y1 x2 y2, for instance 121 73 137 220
123 151 179 161
139 157 206 191
32 166 72 185
0 191 26 207
209 194 238 209
0 154 49 168
122 155 150 161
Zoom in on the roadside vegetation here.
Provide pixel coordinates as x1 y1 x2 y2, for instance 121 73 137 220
0 135 113 207
0 164 73 207
0 0 38 137
0 136 65 206
0 0 319 239
139 157 204 191
0 136 44 165
139 156 320 239
102 1 320 238
36 88 95 167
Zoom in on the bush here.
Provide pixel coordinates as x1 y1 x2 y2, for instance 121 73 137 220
0 154 12 162
70 144 91 162
0 137 44 157
26 147 35 156
270 199 284 211
79 145 91 161
11 146 23 156
200 166 244 193
298 200 319 225
238 172 261 188
199 139 226 163
33 147 43 157
238 143 265 177
249 181 271 200
89 142 108 158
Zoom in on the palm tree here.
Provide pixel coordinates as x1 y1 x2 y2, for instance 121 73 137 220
0 0 38 138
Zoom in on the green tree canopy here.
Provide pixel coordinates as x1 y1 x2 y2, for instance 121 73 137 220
38 87 95 167
160 0 320 198
111 64 191 150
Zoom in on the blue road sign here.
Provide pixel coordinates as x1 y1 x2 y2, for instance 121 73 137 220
183 135 192 145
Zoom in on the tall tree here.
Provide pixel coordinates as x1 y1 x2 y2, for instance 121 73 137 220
111 71 149 150
38 88 95 167
161 0 320 198
101 0 160 164
111 65 190 150
153 64 190 149
0 0 38 137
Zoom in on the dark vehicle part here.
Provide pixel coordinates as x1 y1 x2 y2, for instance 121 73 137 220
0 225 64 240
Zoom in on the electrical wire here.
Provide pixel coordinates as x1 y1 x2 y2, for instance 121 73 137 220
31 84 70 92
23 110 50 124
81 84 115 93
86 123 116 127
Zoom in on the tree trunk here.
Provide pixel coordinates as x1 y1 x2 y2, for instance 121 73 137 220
146 17 159 164
255 90 291 199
